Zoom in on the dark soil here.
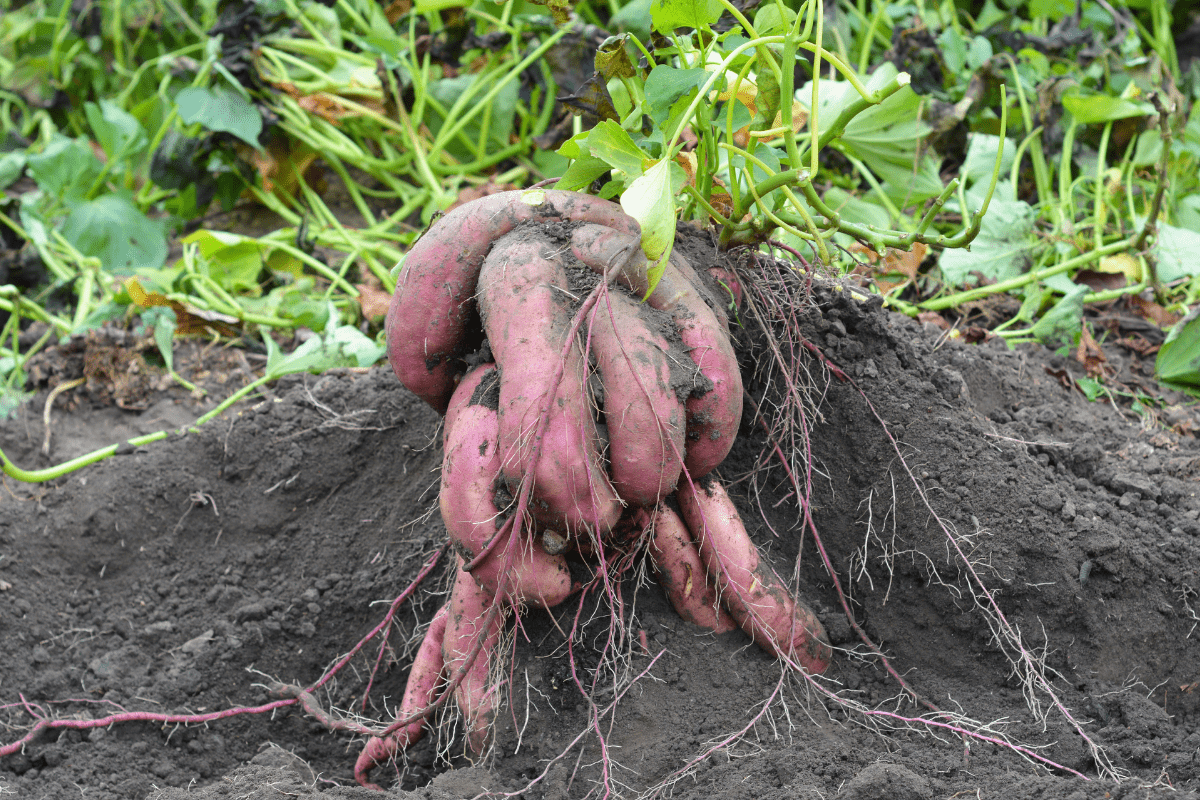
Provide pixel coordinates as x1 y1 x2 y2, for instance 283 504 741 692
2 272 1199 800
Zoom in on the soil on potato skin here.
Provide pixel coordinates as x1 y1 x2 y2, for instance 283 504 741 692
1 275 1198 800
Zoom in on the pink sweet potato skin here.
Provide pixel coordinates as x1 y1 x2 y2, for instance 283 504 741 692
585 289 686 507
441 363 573 609
388 191 640 413
677 478 831 674
476 233 621 537
443 559 504 755
354 604 449 789
638 507 736 633
570 225 742 478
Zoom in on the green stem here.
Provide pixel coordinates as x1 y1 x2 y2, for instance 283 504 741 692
920 238 1131 311
0 372 279 483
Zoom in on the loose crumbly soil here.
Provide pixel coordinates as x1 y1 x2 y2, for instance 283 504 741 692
1 269 1198 800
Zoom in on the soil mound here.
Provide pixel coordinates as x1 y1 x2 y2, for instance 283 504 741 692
1 279 1197 799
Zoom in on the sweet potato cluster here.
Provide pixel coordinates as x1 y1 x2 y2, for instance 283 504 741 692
357 190 830 787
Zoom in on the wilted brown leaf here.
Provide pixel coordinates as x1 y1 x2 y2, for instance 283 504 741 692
383 0 411 23
1074 324 1108 379
1127 294 1181 328
961 326 990 344
675 152 697 189
1044 366 1074 390
125 278 241 337
1074 269 1127 293
708 190 734 221
918 311 951 330
356 283 393 321
243 134 321 199
558 72 620 124
1116 335 1159 357
850 242 926 295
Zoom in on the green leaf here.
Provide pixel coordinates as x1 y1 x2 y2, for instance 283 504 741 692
142 306 178 373
1076 376 1106 401
1030 285 1087 349
1015 283 1052 324
586 120 648 178
645 66 707 122
961 134 1015 187
427 72 519 158
650 0 722 34
610 0 653 39
1061 92 1155 125
182 230 264 294
557 155 613 192
620 159 676 292
175 86 263 148
752 4 796 34
0 152 26 190
25 137 104 201
264 323 385 378
749 144 781 183
937 28 967 76
84 99 148 162
0 387 34 421
1029 0 1075 20
277 292 332 329
805 64 942 203
938 197 1035 286
61 195 167 275
1155 306 1200 389
966 36 994 71
1150 223 1200 283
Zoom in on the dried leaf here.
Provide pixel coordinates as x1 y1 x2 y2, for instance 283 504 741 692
674 151 697 189
1044 366 1074 390
1074 324 1108 379
356 282 392 321
558 72 620 124
708 190 734 221
595 35 636 80
961 326 990 344
1127 294 1181 328
917 311 951 330
1073 269 1127 293
125 278 240 336
852 242 926 295
244 135 320 198
1116 335 1159 357
383 0 411 23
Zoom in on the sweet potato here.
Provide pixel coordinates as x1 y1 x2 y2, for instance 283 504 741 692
585 289 686 507
354 604 449 789
638 507 736 633
570 225 742 478
441 363 574 609
677 478 831 674
387 191 640 413
476 231 622 536
443 558 505 755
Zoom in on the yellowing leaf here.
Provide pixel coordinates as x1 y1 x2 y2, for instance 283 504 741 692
520 188 547 206
621 159 675 260
620 160 676 294
1095 252 1143 282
